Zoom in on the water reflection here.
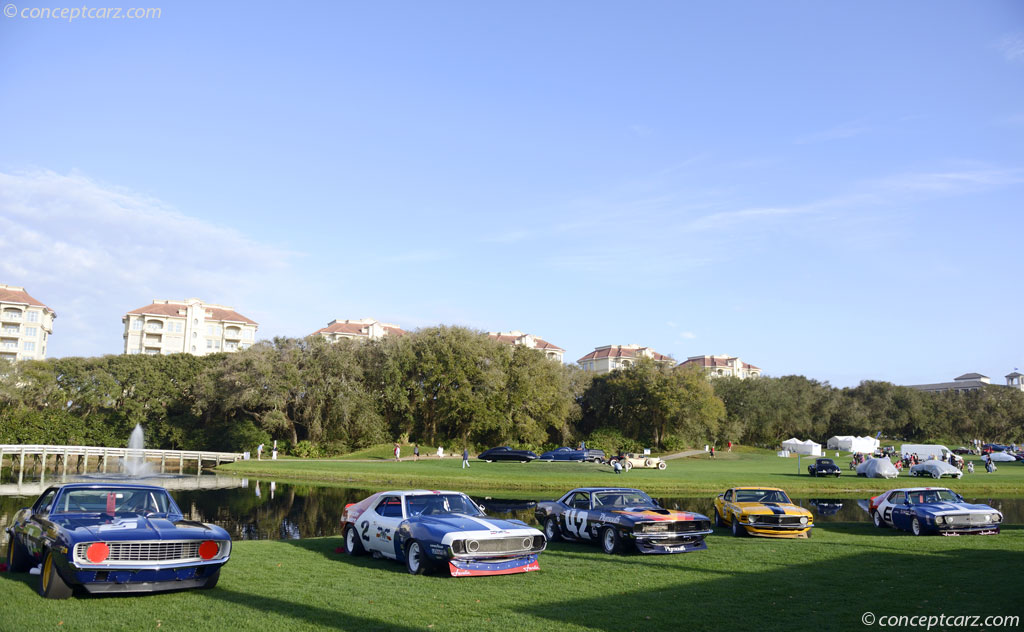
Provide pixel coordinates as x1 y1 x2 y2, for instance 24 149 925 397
1 476 1020 545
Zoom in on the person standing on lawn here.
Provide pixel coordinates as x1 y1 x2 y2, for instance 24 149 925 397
462 447 470 469
413 444 419 461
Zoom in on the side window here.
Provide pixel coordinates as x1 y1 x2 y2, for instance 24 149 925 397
888 491 905 504
570 492 590 509
725 490 734 502
34 489 58 515
374 496 403 519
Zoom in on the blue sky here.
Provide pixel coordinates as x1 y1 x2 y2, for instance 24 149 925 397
1 1 1022 386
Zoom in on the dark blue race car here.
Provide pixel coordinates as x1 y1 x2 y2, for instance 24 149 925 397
341 490 546 576
867 487 1003 536
5 483 230 598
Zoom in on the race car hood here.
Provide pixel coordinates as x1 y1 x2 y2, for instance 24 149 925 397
54 515 225 541
732 502 810 516
611 507 702 522
416 513 531 534
919 503 1001 516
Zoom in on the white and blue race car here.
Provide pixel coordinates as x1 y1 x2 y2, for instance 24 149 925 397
341 490 545 576
866 487 1002 536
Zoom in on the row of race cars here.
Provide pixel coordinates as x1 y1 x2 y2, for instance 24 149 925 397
4 480 1004 596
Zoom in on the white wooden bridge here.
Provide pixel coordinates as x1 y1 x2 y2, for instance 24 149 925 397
0 444 244 483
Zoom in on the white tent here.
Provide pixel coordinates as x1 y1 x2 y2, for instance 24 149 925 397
781 438 822 456
826 435 880 453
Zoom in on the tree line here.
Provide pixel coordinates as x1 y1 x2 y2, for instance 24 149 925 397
1 326 1021 454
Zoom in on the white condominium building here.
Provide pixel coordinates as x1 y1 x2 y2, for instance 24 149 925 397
0 284 56 362
678 354 762 379
122 298 258 356
311 318 406 342
488 330 565 362
577 344 673 374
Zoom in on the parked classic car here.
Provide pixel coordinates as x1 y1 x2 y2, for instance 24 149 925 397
952 447 977 455
807 458 841 477
856 457 900 479
610 453 667 471
534 487 712 554
4 483 230 598
341 490 545 576
537 447 606 462
910 459 963 479
987 451 1018 463
476 447 538 463
713 487 814 538
866 487 1002 535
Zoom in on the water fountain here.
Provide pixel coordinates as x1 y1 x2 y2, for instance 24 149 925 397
120 424 155 477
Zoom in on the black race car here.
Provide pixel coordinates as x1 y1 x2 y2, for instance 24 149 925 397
477 447 538 463
534 487 712 555
807 458 841 477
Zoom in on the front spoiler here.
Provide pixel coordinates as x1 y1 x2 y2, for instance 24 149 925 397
740 524 812 538
448 554 540 577
72 563 223 590
82 577 210 593
937 527 1000 536
632 537 708 554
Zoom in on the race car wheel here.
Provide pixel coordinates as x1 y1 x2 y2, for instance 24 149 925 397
600 527 620 554
872 511 886 528
731 514 745 537
6 534 31 573
714 508 725 528
200 567 220 589
911 518 923 536
405 540 428 575
835 473 840 478
38 549 72 599
657 461 667 470
805 528 812 539
544 517 561 542
345 525 365 556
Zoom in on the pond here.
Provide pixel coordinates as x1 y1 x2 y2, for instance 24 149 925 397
2 474 1021 545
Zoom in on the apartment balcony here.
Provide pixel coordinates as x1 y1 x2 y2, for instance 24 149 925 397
1 338 19 351
1 326 19 335
144 334 163 345
1 311 23 323
224 327 242 340
0 352 16 362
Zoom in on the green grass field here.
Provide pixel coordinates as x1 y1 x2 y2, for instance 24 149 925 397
218 449 1024 497
3 525 1022 631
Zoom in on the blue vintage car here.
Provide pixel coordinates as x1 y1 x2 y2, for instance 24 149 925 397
4 483 230 598
538 447 606 462
341 490 546 576
867 487 1003 535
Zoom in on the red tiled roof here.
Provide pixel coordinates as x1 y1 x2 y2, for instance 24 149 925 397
0 286 53 313
313 321 406 337
488 332 564 352
577 346 671 363
678 356 759 371
126 302 258 325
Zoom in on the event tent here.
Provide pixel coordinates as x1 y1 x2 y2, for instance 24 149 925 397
781 438 822 456
826 435 880 453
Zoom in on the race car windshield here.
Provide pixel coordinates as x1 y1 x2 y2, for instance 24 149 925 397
594 491 654 507
907 490 958 504
55 488 175 515
406 494 484 517
735 489 791 504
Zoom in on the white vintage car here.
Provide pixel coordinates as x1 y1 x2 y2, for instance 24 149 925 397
910 459 962 479
609 453 667 471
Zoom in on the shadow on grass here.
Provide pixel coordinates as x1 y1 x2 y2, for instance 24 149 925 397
282 537 419 575
522 548 1024 632
204 587 421 631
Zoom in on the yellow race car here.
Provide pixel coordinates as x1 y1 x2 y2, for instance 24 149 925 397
713 487 813 538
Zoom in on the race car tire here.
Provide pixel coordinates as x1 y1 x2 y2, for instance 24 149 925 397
731 514 745 537
872 511 887 528
714 508 725 528
657 461 667 470
600 527 620 555
200 567 220 589
405 540 428 575
806 528 812 538
38 549 72 599
834 473 840 478
6 535 31 573
544 517 561 542
345 525 365 556
911 518 923 536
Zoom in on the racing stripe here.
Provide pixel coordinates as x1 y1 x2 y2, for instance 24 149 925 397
457 514 504 531
762 503 786 515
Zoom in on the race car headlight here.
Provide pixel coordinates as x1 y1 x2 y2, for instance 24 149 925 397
980 514 990 522
451 540 466 554
466 539 480 553
799 516 808 525
521 537 534 549
992 513 1002 523
642 523 668 533
939 516 949 524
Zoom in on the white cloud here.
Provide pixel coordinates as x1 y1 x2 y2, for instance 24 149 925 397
794 121 871 145
996 34 1024 63
0 169 296 357
680 331 696 340
873 168 1024 195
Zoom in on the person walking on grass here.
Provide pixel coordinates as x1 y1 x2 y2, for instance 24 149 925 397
394 442 400 462
413 444 419 461
437 446 444 459
709 445 716 459
462 447 470 469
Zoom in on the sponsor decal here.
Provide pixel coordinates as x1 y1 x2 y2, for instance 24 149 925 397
98 519 138 532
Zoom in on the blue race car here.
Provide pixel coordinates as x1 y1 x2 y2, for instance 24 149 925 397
5 483 230 598
867 487 1003 536
341 490 546 576
537 447 606 462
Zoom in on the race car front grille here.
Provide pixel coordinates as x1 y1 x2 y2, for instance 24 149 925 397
752 515 805 526
638 520 711 533
74 541 208 565
943 514 996 528
454 535 545 556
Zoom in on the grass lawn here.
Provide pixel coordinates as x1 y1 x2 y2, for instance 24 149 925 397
217 449 1024 497
3 525 1022 631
